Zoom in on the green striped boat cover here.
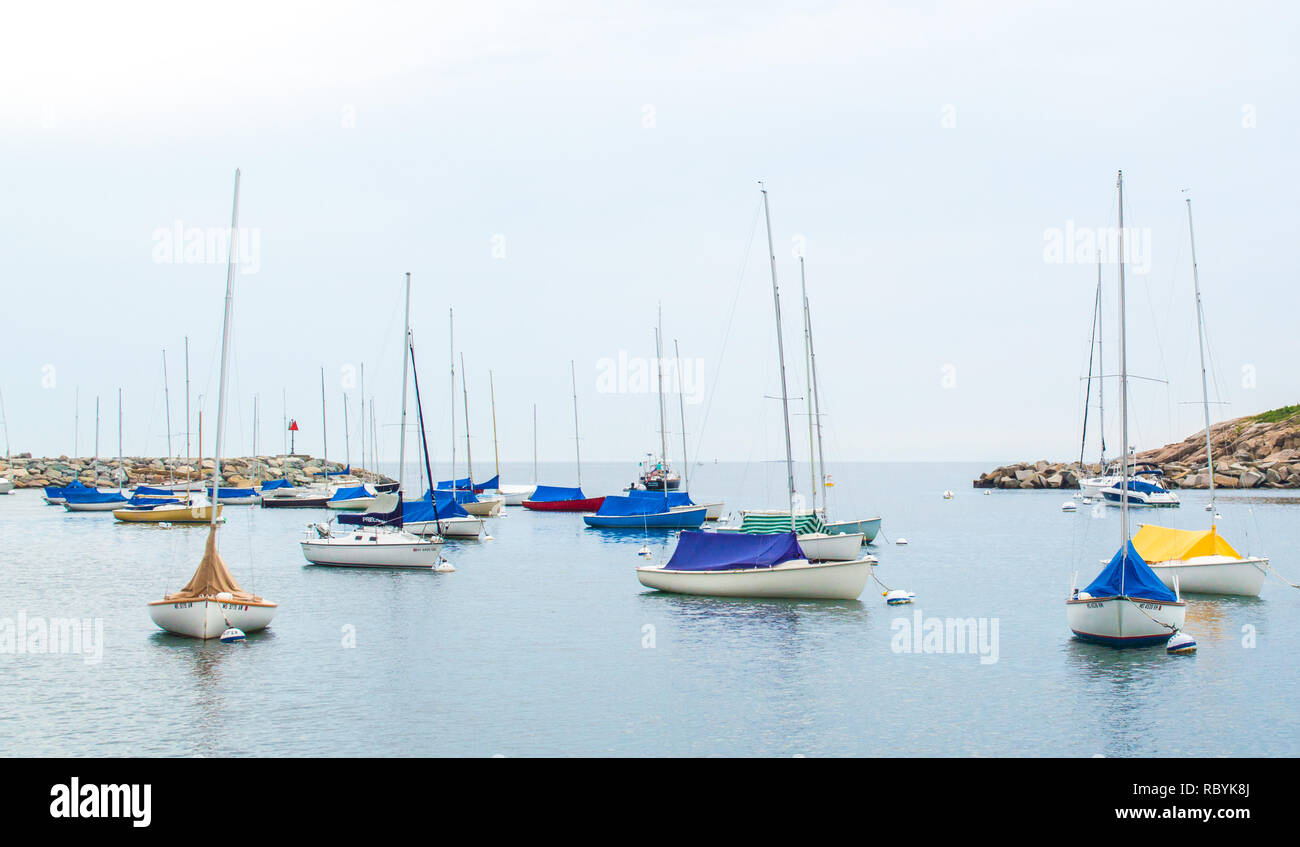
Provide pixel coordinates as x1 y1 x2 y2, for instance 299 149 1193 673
737 511 825 534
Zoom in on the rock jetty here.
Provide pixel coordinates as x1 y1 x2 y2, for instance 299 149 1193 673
0 454 394 489
974 405 1300 490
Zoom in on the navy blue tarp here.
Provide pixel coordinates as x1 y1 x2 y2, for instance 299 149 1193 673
127 495 182 507
628 489 693 507
1083 540 1177 602
664 530 805 571
527 485 586 503
206 487 257 498
1116 479 1168 495
338 494 404 527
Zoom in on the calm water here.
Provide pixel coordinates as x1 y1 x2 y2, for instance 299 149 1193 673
2 461 1297 757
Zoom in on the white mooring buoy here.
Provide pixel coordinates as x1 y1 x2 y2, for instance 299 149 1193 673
942 490 954 499
637 545 652 558
436 559 456 573
1166 631 1197 655
219 628 246 643
884 589 916 606
1061 501 1077 512
896 537 908 545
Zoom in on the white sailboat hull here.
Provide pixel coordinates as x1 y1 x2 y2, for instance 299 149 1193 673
1067 595 1185 647
300 530 444 568
0 478 13 494
147 598 277 640
499 485 535 506
637 557 873 600
63 500 126 512
461 498 503 517
1150 555 1267 597
404 516 484 538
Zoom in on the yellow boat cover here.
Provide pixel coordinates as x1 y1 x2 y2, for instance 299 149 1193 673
1132 524 1241 563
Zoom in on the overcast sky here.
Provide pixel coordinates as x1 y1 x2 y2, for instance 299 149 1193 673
2 1 1296 470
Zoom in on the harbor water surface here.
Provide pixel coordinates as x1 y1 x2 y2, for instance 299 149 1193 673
3 461 1297 757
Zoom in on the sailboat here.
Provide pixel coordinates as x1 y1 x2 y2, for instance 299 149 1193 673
712 184 864 562
1135 195 1269 596
482 369 535 504
0 386 13 494
147 170 277 638
669 338 724 521
117 404 221 523
1067 171 1186 647
64 394 129 512
523 361 607 512
301 272 447 569
797 257 880 544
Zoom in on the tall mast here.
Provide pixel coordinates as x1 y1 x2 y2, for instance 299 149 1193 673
533 403 538 484
359 363 366 481
461 352 473 485
1185 196 1217 518
184 336 191 462
94 396 100 487
117 388 124 492
1117 170 1130 564
654 309 669 477
162 350 172 458
0 386 9 468
1080 273 1100 469
253 393 259 483
674 339 689 492
281 388 287 457
320 367 328 489
343 392 351 472
799 257 817 508
398 273 412 493
210 168 241 526
74 388 79 458
489 369 501 483
805 262 829 517
571 360 582 487
449 308 456 488
760 183 797 520
1097 259 1105 467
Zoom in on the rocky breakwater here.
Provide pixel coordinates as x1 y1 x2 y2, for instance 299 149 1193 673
974 404 1300 490
0 454 395 489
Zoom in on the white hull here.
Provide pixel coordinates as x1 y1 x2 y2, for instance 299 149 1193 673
499 485 535 506
1067 595 1186 647
637 557 873 600
670 502 724 521
63 499 126 512
216 494 261 505
0 478 13 494
1078 476 1118 497
147 598 277 639
44 496 66 505
405 516 484 538
461 498 503 517
301 530 444 568
327 496 376 510
1150 555 1268 597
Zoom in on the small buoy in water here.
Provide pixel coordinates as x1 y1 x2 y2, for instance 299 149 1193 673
637 545 652 558
895 537 908 545
1204 503 1214 511
863 554 879 565
942 490 953 499
435 559 456 573
484 534 494 541
158 521 173 529
1061 501 1077 512
219 628 245 643
1166 631 1197 655
884 589 915 606
983 490 991 496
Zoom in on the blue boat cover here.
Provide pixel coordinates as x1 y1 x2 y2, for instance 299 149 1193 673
628 489 694 507
63 489 128 504
1117 479 1167 495
329 484 373 502
45 480 91 498
664 530 805 571
475 475 499 491
596 494 673 517
206 487 257 498
528 485 586 503
134 485 175 497
424 488 478 505
326 465 351 476
261 479 293 491
339 494 404 527
1083 540 1177 602
127 495 182 507
435 477 473 490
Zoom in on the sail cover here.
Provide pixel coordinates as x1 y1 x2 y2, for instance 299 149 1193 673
260 479 292 491
527 485 586 502
338 493 403 527
328 484 374 502
63 488 127 504
474 475 499 492
423 488 478 505
436 477 473 490
404 491 470 521
629 489 693 507
45 480 90 498
165 527 264 602
207 487 257 498
134 485 175 497
1133 524 1241 563
664 530 805 571
596 494 672 516
1083 540 1177 602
